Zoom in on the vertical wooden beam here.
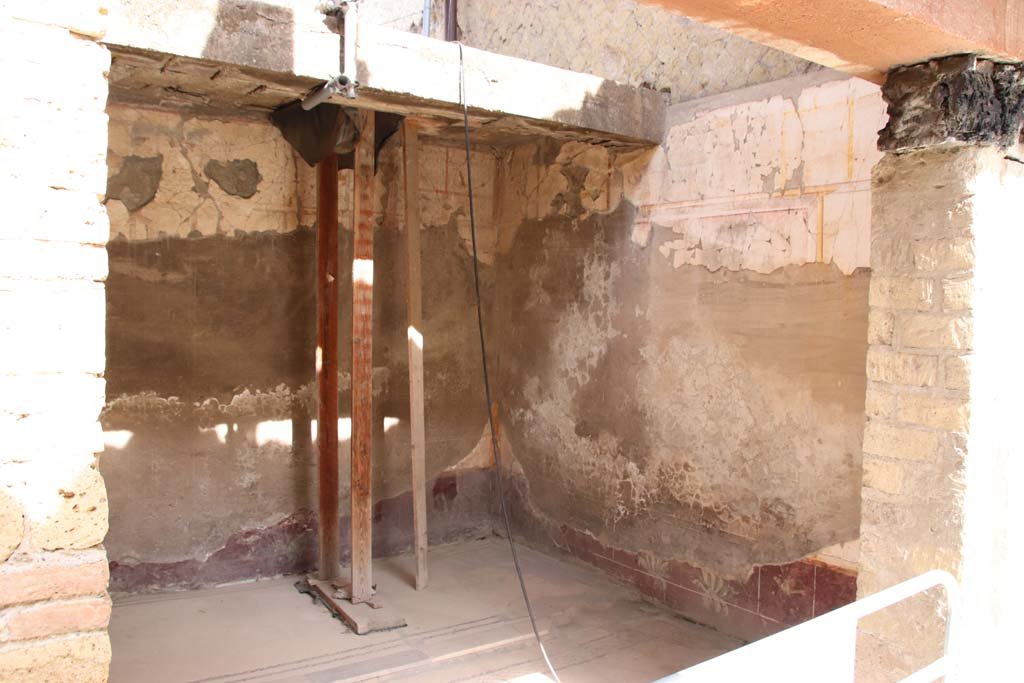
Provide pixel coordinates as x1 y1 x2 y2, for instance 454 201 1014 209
402 120 428 590
316 152 340 582
350 110 376 604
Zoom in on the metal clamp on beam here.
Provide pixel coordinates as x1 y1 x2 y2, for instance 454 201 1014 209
304 0 360 109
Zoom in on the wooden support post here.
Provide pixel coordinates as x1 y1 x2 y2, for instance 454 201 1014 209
491 402 501 455
350 110 376 604
316 152 340 582
402 120 429 590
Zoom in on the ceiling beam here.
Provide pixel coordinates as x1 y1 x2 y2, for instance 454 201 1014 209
103 0 664 145
641 0 1024 81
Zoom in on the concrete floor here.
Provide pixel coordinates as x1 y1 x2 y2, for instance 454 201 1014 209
109 538 740 682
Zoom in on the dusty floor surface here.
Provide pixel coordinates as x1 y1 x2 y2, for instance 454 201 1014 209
109 538 740 682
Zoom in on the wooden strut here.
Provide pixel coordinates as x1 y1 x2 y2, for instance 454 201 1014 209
316 152 341 582
350 110 376 604
402 120 429 590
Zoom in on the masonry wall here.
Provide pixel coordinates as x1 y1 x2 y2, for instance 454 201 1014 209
856 142 1024 678
490 72 885 640
0 5 114 682
99 104 504 592
359 0 447 39
460 0 821 103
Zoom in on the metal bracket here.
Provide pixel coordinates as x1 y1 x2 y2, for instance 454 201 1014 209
303 0 360 110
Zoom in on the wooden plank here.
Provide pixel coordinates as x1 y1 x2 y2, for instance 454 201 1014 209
350 110 376 604
308 580 407 635
316 152 340 582
402 120 428 590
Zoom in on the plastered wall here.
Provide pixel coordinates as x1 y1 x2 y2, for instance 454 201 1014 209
460 0 821 103
98 71 882 640
365 0 821 103
99 104 503 591
491 72 885 638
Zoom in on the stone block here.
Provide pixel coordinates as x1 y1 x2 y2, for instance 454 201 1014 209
941 277 973 311
0 631 110 683
862 456 905 495
943 355 971 391
859 497 904 532
2 53 109 113
1 415 105 464
869 232 918 276
912 238 974 273
867 311 894 345
866 348 938 387
862 421 939 461
0 241 107 283
4 190 109 244
897 394 970 432
0 119 110 196
864 385 896 418
869 276 934 311
0 282 106 376
897 313 972 350
0 375 105 423
28 467 108 552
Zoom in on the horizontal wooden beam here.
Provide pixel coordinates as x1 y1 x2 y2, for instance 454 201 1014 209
103 0 664 145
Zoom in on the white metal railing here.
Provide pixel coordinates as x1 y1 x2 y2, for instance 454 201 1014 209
655 569 961 683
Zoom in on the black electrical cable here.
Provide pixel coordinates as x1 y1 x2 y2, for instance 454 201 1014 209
457 43 561 683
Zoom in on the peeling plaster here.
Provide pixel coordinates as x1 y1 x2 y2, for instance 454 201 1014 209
622 77 884 276
494 74 875 578
105 105 312 240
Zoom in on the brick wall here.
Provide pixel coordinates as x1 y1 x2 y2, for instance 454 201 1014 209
460 0 820 103
0 4 113 681
857 143 1024 678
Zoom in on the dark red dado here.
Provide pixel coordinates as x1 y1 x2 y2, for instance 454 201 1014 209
555 524 857 642
109 468 495 593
